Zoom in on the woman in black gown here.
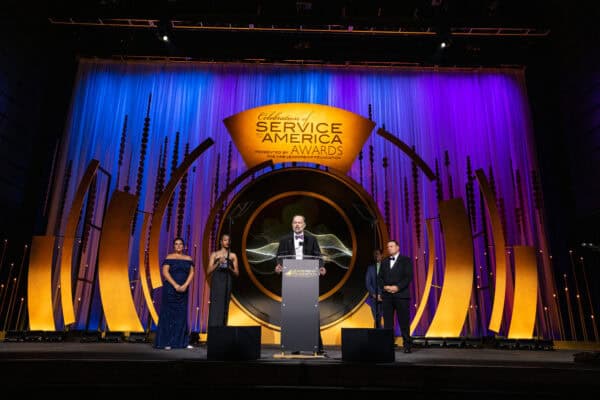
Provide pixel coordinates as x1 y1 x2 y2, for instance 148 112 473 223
207 233 239 328
154 237 195 349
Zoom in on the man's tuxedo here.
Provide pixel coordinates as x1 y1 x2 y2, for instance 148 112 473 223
276 231 322 266
377 254 413 349
377 255 413 299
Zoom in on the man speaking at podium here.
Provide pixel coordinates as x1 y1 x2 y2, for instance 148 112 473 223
275 214 326 354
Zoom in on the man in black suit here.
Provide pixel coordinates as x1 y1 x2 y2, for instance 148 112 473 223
378 239 414 353
275 215 324 270
275 214 326 354
365 248 383 328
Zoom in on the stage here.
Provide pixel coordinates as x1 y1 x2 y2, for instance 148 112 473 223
1 340 599 398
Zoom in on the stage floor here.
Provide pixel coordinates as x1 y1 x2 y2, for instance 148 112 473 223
1 341 599 398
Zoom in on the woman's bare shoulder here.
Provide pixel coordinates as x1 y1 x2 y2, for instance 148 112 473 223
164 253 193 261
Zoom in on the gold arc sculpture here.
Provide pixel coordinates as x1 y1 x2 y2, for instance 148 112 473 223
508 246 538 338
148 138 214 289
138 212 159 325
60 159 100 326
426 198 474 337
475 169 508 333
27 236 56 330
97 190 144 332
410 219 436 335
201 160 274 279
376 128 436 180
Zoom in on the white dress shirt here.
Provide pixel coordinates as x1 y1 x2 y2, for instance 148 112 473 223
294 233 304 260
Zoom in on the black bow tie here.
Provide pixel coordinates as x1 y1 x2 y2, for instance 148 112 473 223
390 257 396 262
295 235 304 240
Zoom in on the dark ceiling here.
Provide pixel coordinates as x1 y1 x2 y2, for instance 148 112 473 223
7 0 591 67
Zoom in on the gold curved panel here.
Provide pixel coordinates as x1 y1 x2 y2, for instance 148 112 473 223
410 219 435 334
60 159 100 325
475 169 507 333
138 213 159 325
426 198 474 337
27 236 56 330
148 138 214 289
98 190 143 332
201 160 274 276
508 246 538 339
377 128 436 180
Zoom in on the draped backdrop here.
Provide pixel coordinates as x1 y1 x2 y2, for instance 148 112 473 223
47 59 557 338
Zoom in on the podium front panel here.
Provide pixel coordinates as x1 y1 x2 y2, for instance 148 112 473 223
281 258 320 352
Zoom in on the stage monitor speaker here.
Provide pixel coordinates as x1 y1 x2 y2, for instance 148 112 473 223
207 326 261 360
341 328 395 362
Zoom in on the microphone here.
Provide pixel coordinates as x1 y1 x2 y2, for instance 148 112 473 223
222 248 231 270
298 241 303 247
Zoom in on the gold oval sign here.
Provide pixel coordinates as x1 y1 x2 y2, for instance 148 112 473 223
223 103 375 173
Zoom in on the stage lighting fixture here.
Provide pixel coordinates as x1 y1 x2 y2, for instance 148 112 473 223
582 242 599 252
3 330 25 342
42 331 65 342
296 1 313 13
495 338 554 350
19 330 65 342
102 331 124 343
437 33 452 49
125 332 149 343
426 337 446 347
156 18 173 44
413 337 485 348
444 338 465 348
80 331 102 343
464 337 484 348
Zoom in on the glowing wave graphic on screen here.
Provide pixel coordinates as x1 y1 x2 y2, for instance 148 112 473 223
246 231 352 275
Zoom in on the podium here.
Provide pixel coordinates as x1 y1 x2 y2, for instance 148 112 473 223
280 256 321 355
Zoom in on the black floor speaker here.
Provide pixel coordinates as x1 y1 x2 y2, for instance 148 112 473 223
341 328 395 362
207 326 261 360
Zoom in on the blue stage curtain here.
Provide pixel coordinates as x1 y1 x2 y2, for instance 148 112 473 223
49 60 549 337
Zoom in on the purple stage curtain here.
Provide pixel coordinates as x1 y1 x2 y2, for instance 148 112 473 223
48 59 555 338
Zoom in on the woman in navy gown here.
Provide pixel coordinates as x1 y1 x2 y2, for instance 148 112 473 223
207 233 239 328
154 237 195 349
